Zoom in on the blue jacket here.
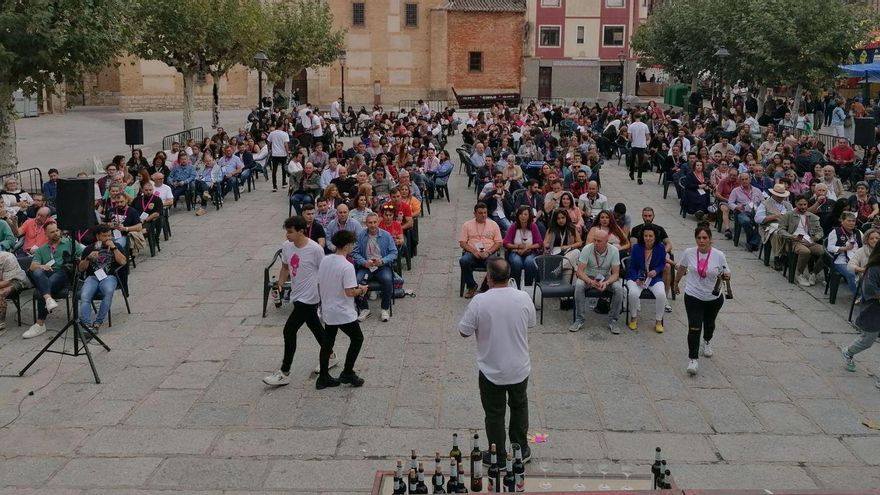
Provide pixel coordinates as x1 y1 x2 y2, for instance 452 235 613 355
352 228 398 267
626 243 667 286
168 164 196 184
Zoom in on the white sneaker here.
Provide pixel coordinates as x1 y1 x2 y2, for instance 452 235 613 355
701 340 714 357
312 352 338 374
357 309 371 322
807 272 817 286
380 309 390 322
22 323 47 339
262 370 290 386
687 359 699 375
44 297 59 312
796 273 811 287
568 320 584 332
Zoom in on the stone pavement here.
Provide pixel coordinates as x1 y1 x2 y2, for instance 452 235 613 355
0 122 879 493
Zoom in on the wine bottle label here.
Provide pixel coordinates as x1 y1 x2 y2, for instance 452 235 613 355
474 464 482 477
515 473 524 491
488 479 495 491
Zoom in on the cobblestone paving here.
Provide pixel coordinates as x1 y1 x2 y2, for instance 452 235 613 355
1 117 879 493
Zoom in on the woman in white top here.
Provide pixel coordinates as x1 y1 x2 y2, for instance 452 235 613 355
848 228 878 287
674 225 731 376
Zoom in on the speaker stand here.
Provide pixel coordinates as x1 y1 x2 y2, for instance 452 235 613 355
18 243 110 384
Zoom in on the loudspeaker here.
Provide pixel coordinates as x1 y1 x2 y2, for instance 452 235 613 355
124 119 144 146
56 178 97 232
854 117 876 148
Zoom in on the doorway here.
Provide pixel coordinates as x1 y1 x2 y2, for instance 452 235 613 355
538 67 552 100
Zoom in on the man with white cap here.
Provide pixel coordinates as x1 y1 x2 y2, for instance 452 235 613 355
755 183 793 270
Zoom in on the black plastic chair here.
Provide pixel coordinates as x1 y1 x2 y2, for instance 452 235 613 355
532 255 575 324
849 277 864 322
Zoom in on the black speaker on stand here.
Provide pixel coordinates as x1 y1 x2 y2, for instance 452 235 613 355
854 117 876 148
20 178 109 384
124 119 144 155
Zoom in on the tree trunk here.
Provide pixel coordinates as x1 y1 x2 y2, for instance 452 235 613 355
0 85 17 174
756 85 768 119
211 73 220 129
182 71 195 130
791 83 803 115
690 76 699 93
284 75 293 112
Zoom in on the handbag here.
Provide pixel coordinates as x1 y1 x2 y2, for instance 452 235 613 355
594 296 611 314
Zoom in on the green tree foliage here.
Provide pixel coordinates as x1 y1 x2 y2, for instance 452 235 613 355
265 0 347 109
0 0 132 172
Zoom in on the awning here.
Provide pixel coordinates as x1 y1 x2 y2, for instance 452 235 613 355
839 63 880 83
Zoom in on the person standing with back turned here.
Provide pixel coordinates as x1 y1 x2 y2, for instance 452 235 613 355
841 246 880 386
459 258 536 466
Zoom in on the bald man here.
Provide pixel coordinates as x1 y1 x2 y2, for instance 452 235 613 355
324 204 364 252
152 173 174 207
570 229 624 334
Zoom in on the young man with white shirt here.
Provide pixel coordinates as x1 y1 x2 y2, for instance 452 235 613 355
628 113 651 184
266 126 290 192
264 216 337 387
459 258 535 464
316 230 367 390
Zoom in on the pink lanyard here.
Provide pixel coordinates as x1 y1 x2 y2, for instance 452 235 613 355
696 248 711 278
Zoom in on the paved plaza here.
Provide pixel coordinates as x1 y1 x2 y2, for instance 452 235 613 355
1 112 879 493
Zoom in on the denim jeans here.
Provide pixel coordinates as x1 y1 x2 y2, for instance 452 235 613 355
490 214 511 233
574 278 623 323
834 263 858 294
506 252 537 287
846 328 878 357
459 252 497 290
356 265 394 310
290 193 314 215
29 268 69 320
222 176 239 197
736 211 760 248
171 184 189 203
79 275 118 326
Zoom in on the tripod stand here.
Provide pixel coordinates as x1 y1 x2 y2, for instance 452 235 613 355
19 236 110 384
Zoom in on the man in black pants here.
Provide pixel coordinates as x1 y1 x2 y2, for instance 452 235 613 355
263 216 335 386
266 126 290 192
316 230 366 390
459 258 536 465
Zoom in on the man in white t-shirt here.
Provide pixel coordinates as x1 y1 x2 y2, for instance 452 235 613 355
459 258 535 463
312 111 324 145
316 230 367 390
330 97 342 122
628 113 650 184
264 216 336 387
151 173 174 208
266 126 290 192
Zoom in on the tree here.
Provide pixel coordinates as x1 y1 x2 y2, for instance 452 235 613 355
264 0 346 110
0 0 132 173
201 0 268 128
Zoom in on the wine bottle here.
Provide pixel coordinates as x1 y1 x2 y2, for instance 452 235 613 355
503 453 515 492
417 462 429 494
512 445 525 492
432 456 446 494
409 469 418 495
450 433 462 464
411 449 419 473
651 447 662 489
447 460 458 494
661 469 672 489
487 443 499 492
455 462 469 493
470 434 483 492
394 460 406 495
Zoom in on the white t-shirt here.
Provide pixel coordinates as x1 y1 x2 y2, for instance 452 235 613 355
317 254 358 325
281 238 325 305
155 184 174 203
312 114 324 137
629 121 650 148
267 129 289 157
330 101 341 119
678 247 730 301
459 287 535 385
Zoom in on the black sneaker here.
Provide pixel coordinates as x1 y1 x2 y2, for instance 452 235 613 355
637 179 643 185
695 210 705 221
338 371 365 387
520 445 532 463
724 229 733 240
773 257 785 271
315 375 341 390
481 451 508 470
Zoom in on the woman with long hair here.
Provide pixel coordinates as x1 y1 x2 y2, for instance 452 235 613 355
674 225 731 376
625 225 668 333
349 192 373 225
127 149 149 176
558 191 584 233
586 210 630 253
503 206 543 288
543 208 582 278
841 245 880 379
321 183 341 210
683 160 711 217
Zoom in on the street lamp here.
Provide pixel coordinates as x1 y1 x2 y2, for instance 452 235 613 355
254 51 268 108
617 52 626 110
713 47 730 113
338 51 347 112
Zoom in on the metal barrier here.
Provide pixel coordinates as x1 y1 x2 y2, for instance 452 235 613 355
776 124 838 150
398 100 450 113
519 96 567 107
0 167 44 195
162 127 204 150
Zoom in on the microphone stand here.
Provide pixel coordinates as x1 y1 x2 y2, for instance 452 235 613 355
19 233 110 384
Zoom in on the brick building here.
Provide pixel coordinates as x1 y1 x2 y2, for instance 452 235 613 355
307 0 526 108
521 0 649 101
